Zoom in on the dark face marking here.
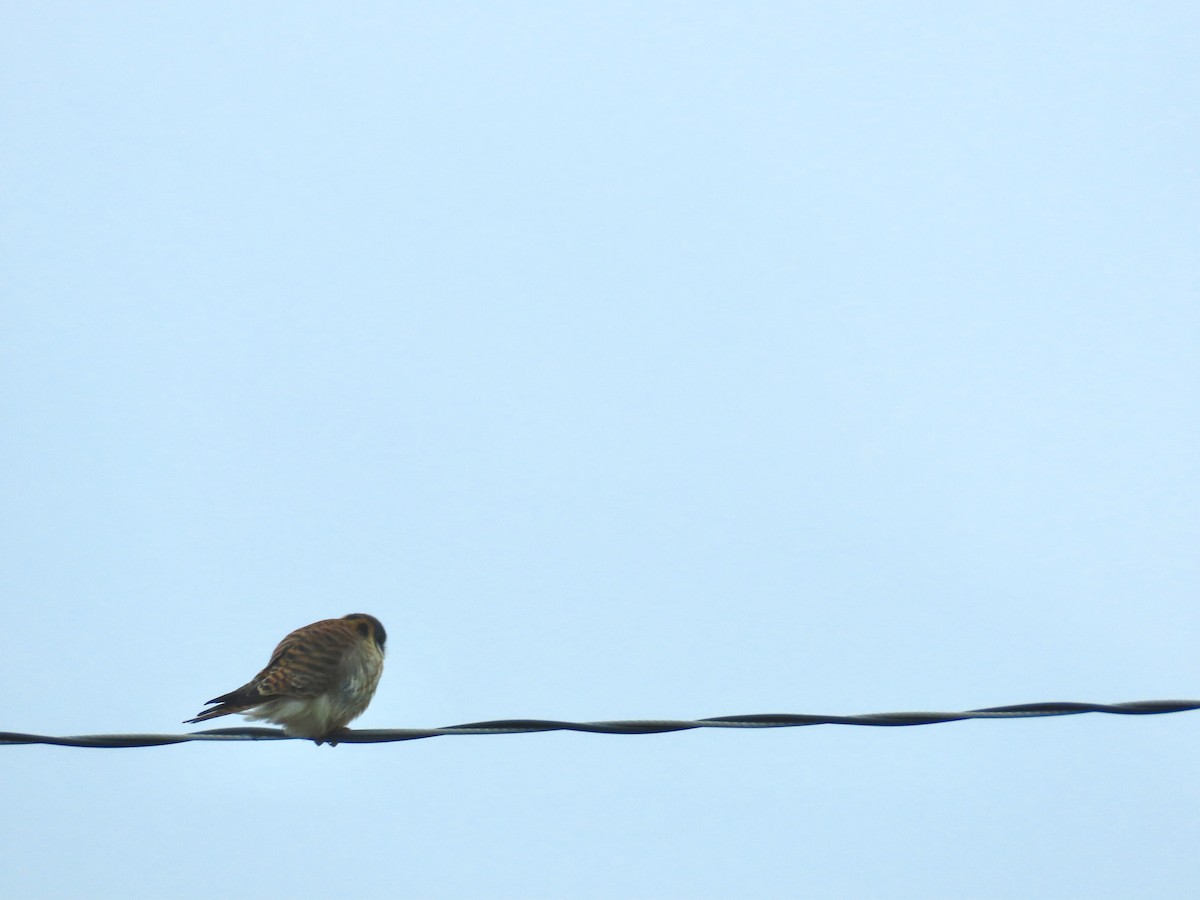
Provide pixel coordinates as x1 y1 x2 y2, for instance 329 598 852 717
346 614 386 650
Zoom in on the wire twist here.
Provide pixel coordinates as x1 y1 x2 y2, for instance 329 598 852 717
2 699 1196 748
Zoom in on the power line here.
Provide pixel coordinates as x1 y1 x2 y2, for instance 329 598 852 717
2 699 1197 748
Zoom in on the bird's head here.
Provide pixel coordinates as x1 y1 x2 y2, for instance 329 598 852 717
343 613 387 653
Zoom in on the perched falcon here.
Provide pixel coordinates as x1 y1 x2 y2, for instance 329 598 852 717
186 613 387 745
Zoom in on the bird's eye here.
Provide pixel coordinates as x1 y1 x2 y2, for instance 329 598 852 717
373 622 387 649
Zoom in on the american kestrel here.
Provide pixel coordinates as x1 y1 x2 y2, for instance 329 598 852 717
185 613 387 745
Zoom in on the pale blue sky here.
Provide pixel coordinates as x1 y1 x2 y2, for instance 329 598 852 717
2 4 1198 899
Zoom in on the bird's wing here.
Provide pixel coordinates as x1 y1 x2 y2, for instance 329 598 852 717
254 618 361 698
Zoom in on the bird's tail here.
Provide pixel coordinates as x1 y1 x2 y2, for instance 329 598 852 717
184 686 259 725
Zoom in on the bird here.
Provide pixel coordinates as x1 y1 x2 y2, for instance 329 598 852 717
185 613 387 746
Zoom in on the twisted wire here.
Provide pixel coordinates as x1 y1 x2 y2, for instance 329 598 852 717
2 699 1196 748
